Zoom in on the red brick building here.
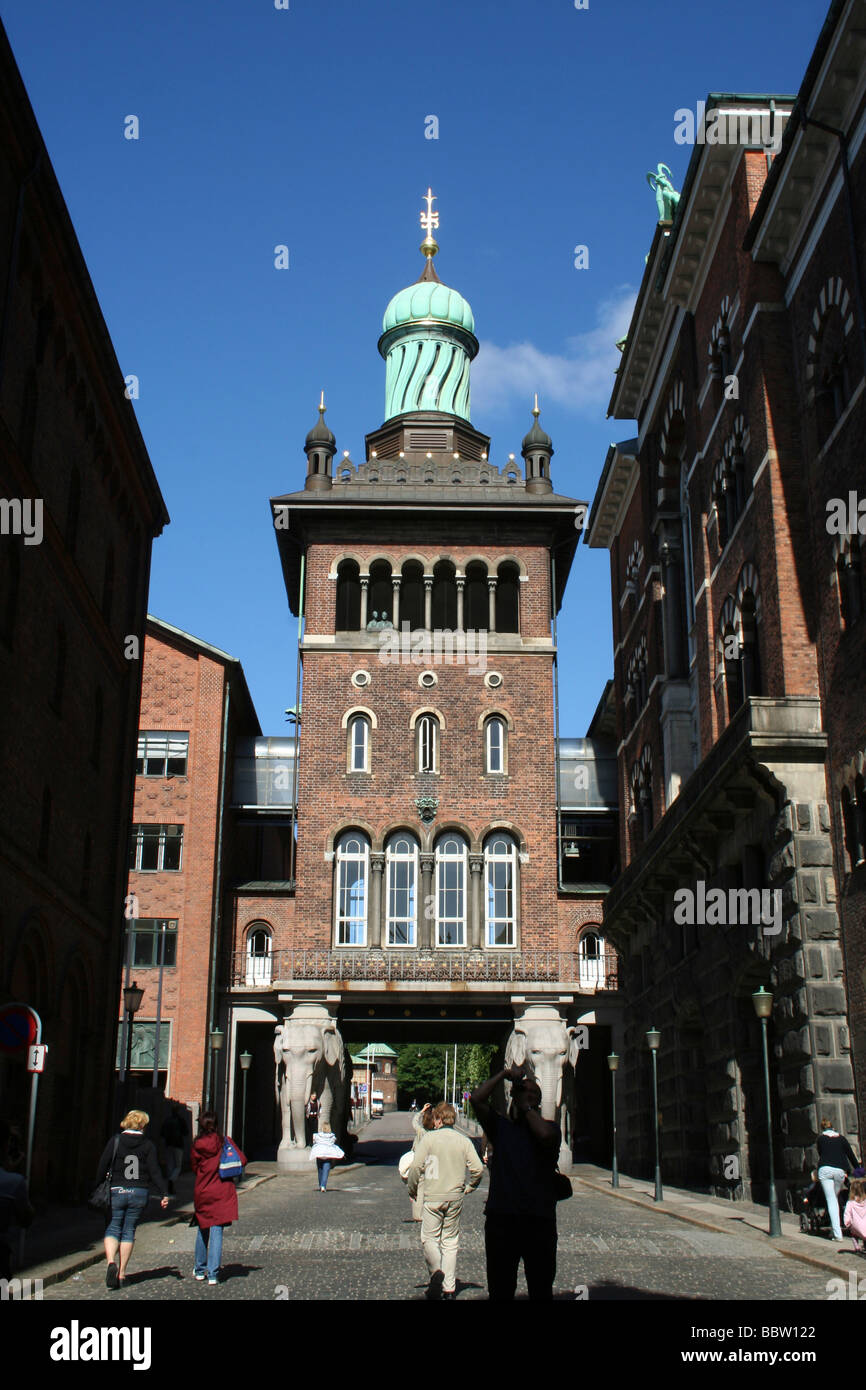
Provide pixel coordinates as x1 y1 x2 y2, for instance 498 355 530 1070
0 21 169 1198
120 617 259 1115
587 0 865 1195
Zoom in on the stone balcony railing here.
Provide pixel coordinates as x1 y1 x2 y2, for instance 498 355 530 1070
232 947 620 992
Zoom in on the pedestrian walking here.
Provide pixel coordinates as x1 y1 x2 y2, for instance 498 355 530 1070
408 1102 435 1221
0 1119 33 1280
469 1066 562 1301
191 1111 246 1285
406 1101 483 1300
160 1103 188 1194
816 1117 860 1243
843 1176 866 1252
310 1130 344 1191
95 1109 169 1290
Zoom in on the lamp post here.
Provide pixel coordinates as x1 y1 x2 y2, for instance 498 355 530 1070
752 986 782 1237
209 1026 224 1112
239 1051 252 1155
646 1027 663 1202
122 981 144 1112
607 1052 620 1188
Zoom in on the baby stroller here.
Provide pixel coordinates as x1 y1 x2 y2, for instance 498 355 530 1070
788 1173 850 1236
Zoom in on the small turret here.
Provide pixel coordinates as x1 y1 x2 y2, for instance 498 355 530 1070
522 396 553 494
304 393 336 491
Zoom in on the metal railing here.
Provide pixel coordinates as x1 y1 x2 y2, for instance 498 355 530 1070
232 947 619 990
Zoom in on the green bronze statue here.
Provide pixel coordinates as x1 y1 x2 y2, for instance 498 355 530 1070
646 163 680 222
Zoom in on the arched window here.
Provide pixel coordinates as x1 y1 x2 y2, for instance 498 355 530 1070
740 590 761 699
368 559 393 625
432 559 457 629
435 834 467 946
495 562 520 633
348 715 369 773
335 560 361 631
464 561 489 630
837 536 863 628
417 714 439 773
484 834 517 947
245 924 273 985
578 929 605 988
485 716 506 774
386 834 418 946
400 560 424 630
335 832 369 945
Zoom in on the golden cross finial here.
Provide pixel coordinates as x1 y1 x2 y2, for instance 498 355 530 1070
420 187 439 238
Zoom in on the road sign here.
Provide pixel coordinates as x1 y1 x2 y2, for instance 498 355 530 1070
26 1044 47 1074
359 1083 367 1095
0 1004 38 1054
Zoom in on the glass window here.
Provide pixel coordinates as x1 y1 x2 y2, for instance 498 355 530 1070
578 930 605 987
245 926 273 984
349 717 369 772
486 717 505 774
136 732 189 777
335 833 369 945
125 919 178 968
436 835 467 946
129 824 184 872
484 834 517 947
386 835 418 946
418 715 438 773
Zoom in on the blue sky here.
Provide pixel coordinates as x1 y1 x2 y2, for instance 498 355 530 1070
2 0 826 734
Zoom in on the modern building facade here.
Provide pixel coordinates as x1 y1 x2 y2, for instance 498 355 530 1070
587 0 865 1196
0 21 169 1199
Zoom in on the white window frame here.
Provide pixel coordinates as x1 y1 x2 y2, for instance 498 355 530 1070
245 925 273 985
578 930 605 988
417 715 438 773
484 834 517 947
136 731 189 777
129 824 184 872
349 716 369 773
435 834 467 946
385 835 418 947
485 717 505 774
335 833 369 945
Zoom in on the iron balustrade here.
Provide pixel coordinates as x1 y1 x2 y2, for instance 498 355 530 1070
232 946 619 990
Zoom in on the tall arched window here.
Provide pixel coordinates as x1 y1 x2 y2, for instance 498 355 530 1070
484 833 517 947
335 560 361 630
368 559 393 624
435 834 467 946
400 560 424 630
245 924 273 985
335 832 369 945
485 716 506 774
739 590 761 698
578 929 605 988
432 559 457 629
348 715 370 773
464 561 488 630
495 562 520 633
417 714 439 773
386 834 418 946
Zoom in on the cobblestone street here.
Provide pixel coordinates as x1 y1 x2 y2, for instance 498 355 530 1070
41 1114 849 1303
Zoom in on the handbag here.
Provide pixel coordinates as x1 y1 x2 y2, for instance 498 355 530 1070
218 1136 245 1181
88 1136 120 1211
553 1170 573 1202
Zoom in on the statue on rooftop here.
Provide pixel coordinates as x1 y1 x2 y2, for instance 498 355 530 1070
646 164 680 222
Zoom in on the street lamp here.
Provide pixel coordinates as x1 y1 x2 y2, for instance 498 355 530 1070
752 986 782 1237
239 1051 252 1155
646 1027 663 1202
607 1052 620 1188
209 1026 224 1112
122 981 144 1111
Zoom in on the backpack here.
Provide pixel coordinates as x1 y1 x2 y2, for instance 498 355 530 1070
218 1136 245 1181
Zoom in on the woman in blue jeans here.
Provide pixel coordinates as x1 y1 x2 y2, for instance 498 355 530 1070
817 1117 860 1241
95 1110 169 1289
191 1111 245 1284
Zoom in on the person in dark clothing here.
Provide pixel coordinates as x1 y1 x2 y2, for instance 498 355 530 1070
470 1065 561 1300
160 1104 188 1193
816 1117 860 1242
0 1118 33 1280
191 1110 246 1285
95 1109 168 1289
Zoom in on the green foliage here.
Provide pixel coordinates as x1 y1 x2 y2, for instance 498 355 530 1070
396 1042 498 1108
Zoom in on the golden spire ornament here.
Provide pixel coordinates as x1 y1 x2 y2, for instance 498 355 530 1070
419 186 440 260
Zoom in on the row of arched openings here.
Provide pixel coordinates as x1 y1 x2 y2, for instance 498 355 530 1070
335 559 520 632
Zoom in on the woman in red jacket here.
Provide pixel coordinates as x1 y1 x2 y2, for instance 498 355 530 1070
190 1111 245 1285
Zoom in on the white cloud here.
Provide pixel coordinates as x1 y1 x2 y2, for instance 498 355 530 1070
471 287 637 414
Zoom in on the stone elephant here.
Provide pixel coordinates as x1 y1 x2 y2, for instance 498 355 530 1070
274 1016 347 1155
504 1011 583 1159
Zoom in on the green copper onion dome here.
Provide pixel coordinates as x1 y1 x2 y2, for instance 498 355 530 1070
378 189 479 423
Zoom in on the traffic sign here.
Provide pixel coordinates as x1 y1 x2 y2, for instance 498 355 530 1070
359 1083 368 1095
26 1044 47 1074
0 1004 38 1054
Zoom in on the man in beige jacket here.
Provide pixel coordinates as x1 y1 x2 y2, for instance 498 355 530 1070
407 1101 484 1300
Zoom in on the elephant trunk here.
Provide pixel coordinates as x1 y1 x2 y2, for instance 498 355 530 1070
533 1059 563 1123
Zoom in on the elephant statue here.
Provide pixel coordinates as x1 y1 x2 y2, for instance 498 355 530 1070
504 1011 584 1161
274 1016 347 1156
